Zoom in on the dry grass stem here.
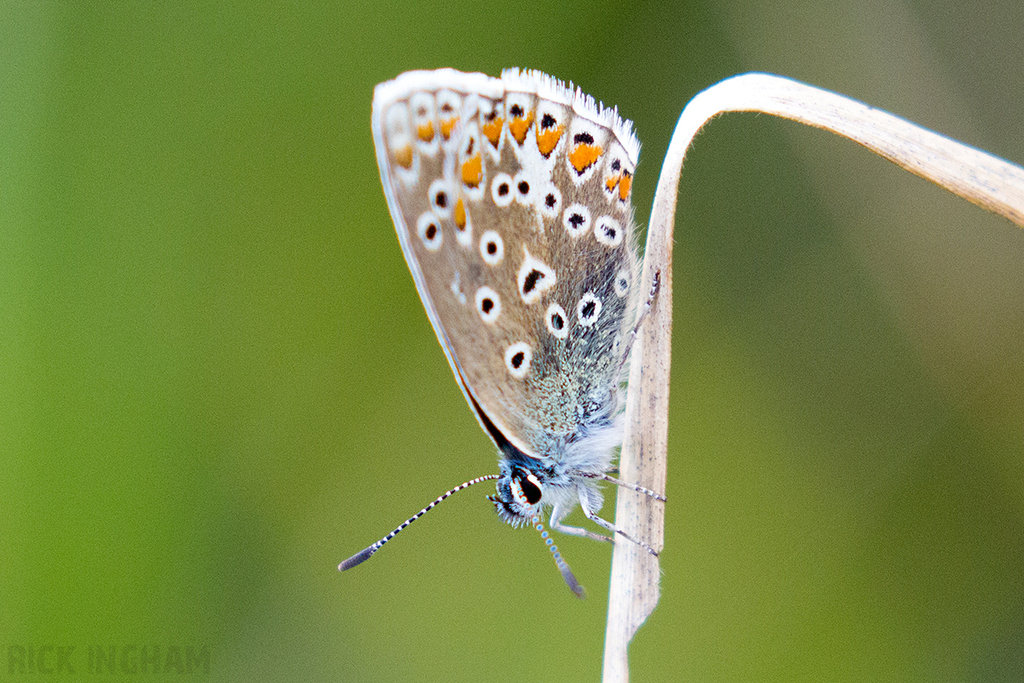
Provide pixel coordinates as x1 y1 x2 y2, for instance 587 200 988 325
603 71 1024 683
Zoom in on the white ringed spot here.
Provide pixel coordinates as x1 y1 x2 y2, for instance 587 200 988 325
428 178 454 218
512 171 534 206
577 292 602 327
562 203 591 237
517 248 556 305
475 286 501 324
614 269 631 298
504 342 532 379
594 216 623 247
545 302 568 339
491 172 514 207
479 230 504 266
539 182 562 220
416 212 442 251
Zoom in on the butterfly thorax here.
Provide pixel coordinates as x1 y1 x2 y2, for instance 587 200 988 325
489 458 604 530
485 402 625 528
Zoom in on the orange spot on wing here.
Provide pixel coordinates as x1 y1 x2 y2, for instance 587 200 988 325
535 125 564 157
461 154 482 188
508 111 534 145
618 172 632 201
454 197 467 230
393 144 414 169
482 118 504 147
569 143 603 174
605 173 620 192
440 116 460 140
416 122 435 142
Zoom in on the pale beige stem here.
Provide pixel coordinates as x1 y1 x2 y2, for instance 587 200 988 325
602 72 1024 683
676 73 1024 227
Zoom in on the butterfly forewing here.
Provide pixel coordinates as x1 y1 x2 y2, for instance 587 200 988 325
372 69 642 460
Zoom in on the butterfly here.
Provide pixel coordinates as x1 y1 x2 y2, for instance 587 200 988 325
341 68 664 597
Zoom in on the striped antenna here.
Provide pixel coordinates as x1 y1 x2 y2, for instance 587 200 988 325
510 477 586 599
339 474 501 571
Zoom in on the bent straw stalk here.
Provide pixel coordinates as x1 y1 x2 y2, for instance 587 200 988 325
603 72 1024 683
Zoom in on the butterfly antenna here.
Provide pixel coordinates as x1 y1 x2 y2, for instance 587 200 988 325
339 474 501 571
510 478 586 599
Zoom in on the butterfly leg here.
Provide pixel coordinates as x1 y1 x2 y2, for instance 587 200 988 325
599 474 666 501
572 471 666 501
577 496 660 557
549 502 613 544
616 270 661 375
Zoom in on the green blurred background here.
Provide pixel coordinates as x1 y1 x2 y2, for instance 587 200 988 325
3 1 1023 681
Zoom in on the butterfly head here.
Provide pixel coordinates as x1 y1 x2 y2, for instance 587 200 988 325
488 464 545 528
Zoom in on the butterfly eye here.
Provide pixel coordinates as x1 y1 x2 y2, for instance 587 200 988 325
515 470 543 505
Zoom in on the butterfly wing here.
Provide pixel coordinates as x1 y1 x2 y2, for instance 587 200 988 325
372 69 642 460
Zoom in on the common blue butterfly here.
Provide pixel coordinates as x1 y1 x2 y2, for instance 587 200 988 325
341 69 664 597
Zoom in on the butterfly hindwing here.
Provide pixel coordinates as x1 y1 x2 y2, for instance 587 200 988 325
372 68 642 460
